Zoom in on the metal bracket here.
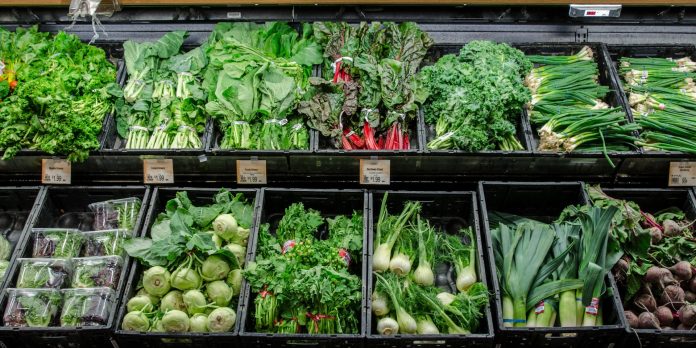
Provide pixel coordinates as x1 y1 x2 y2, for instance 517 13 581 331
575 27 589 42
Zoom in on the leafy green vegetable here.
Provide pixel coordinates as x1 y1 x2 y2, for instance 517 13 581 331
16 258 72 289
60 288 115 327
243 204 363 334
0 26 118 161
302 22 433 150
124 189 254 268
71 256 123 289
115 31 208 150
417 41 531 151
31 229 83 258
3 288 62 327
203 22 320 150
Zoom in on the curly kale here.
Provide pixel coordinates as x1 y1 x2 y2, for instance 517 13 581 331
418 41 532 151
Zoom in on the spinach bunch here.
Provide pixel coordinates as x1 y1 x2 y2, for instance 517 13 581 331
418 40 532 151
203 22 321 150
0 27 118 161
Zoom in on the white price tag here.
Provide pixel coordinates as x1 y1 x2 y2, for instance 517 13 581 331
41 159 71 184
143 159 174 184
237 160 267 185
669 162 696 187
360 159 390 185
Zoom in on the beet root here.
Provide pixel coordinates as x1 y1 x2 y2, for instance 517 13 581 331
660 285 686 309
678 304 696 327
648 227 662 244
654 306 674 327
625 310 640 328
634 293 658 313
638 312 661 329
685 290 696 303
645 266 677 287
663 219 683 237
669 261 693 282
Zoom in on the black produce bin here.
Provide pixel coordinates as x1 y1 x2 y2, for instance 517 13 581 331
101 44 212 156
113 187 259 348
589 187 696 348
0 186 150 348
478 181 627 348
417 44 533 178
366 191 495 348
5 41 124 159
0 187 44 291
239 188 368 348
605 45 696 181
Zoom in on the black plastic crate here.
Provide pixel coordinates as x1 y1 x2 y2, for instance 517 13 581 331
518 43 639 157
591 187 696 348
113 187 259 348
366 190 495 348
419 44 533 155
478 181 627 348
101 42 211 156
238 188 368 348
0 186 150 348
0 187 44 291
606 44 696 157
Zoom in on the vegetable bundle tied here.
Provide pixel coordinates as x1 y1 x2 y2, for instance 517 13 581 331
203 22 321 150
491 205 620 328
417 41 531 152
301 22 433 150
620 57 696 154
243 203 364 335
525 46 638 157
116 31 208 150
371 192 489 336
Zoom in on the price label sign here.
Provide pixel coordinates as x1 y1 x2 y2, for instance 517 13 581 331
237 160 267 185
41 159 71 184
668 162 696 187
143 159 174 184
360 159 390 185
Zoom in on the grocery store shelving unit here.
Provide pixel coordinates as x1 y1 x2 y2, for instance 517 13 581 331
0 5 695 188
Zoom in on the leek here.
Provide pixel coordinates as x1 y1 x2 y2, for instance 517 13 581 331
577 206 621 327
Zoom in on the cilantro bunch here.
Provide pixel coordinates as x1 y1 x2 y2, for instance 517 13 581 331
244 203 363 334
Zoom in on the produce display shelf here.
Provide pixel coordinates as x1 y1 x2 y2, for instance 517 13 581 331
113 187 260 348
366 190 495 348
478 181 628 348
0 186 151 348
